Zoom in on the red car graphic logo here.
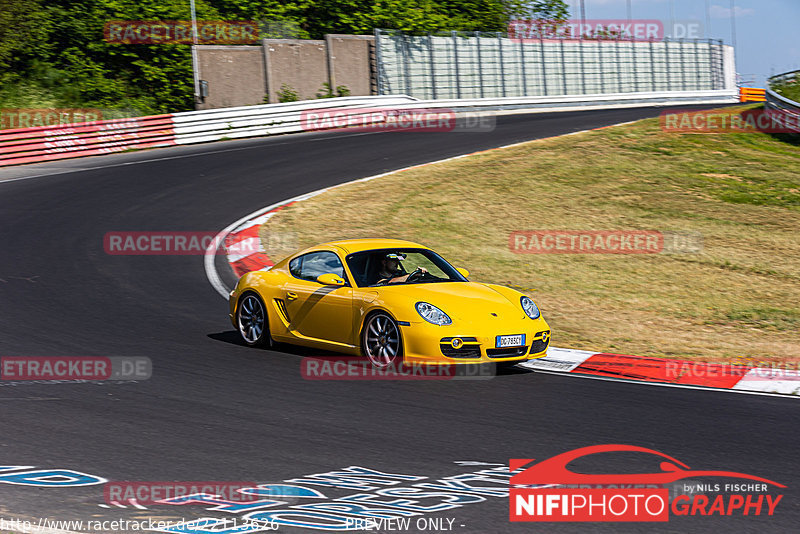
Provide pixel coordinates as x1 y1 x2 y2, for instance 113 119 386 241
510 444 785 487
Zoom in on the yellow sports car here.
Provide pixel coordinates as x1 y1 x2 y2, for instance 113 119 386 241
229 239 550 367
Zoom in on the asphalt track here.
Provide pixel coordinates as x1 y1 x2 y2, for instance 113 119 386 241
0 107 796 534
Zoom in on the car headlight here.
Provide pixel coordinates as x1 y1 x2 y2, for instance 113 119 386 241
520 296 540 320
415 302 452 325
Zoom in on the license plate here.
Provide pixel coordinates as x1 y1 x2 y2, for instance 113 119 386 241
496 334 525 348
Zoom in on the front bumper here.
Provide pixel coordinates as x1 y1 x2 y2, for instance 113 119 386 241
399 317 551 364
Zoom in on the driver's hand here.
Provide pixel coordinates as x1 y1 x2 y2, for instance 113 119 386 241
419 267 428 273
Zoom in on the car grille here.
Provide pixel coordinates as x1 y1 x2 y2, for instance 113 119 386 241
529 330 551 355
440 337 480 358
486 346 528 358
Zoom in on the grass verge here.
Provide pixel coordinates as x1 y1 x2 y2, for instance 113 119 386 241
260 106 800 364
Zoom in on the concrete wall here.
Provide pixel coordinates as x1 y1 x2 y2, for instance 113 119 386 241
263 39 328 102
195 46 266 110
195 35 375 109
326 35 375 97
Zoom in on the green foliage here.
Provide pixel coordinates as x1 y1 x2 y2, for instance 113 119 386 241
525 0 569 22
772 73 800 104
277 84 300 103
316 82 351 98
0 0 559 114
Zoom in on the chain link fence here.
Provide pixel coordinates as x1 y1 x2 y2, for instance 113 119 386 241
375 29 728 99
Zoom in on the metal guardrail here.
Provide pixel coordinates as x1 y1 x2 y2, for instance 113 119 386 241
0 96 418 167
766 70 800 133
739 87 765 102
0 90 738 168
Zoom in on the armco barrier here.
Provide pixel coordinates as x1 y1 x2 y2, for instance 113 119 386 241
0 90 737 167
766 71 800 133
739 87 766 102
0 96 417 167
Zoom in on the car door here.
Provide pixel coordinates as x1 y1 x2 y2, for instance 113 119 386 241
283 250 353 346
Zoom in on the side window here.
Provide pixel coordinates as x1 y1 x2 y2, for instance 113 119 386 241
291 251 345 282
289 256 303 278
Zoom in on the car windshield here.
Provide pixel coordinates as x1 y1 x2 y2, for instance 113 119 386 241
346 248 467 287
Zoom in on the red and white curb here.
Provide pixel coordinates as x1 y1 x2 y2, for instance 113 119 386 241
520 348 799 396
205 125 798 399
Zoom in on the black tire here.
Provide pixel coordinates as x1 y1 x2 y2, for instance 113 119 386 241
361 312 402 368
236 292 272 348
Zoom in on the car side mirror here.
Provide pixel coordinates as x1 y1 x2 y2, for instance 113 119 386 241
456 267 470 278
317 273 346 286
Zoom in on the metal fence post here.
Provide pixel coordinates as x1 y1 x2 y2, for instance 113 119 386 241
519 35 528 96
664 38 672 91
427 32 437 99
679 38 687 90
452 31 461 99
476 32 485 98
497 32 507 97
559 38 568 94
374 29 384 95
598 39 605 93
649 38 657 91
579 38 586 94
539 37 547 95
402 34 412 96
707 39 716 90
632 39 640 92
615 38 623 92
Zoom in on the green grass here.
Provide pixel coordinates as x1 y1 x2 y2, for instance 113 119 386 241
772 74 800 103
261 106 800 363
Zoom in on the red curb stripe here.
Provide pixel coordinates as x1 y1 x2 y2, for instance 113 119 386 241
230 252 274 277
225 225 260 247
573 353 750 389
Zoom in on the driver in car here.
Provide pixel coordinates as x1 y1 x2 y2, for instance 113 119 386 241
377 253 427 284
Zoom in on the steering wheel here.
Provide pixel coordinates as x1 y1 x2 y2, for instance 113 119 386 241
405 268 425 283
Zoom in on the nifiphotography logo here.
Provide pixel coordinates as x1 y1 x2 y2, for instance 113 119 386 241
509 445 785 522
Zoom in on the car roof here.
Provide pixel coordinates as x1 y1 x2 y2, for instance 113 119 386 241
325 238 429 254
